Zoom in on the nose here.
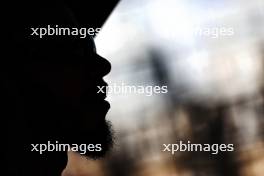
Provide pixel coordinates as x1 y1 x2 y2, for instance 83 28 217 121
94 54 112 77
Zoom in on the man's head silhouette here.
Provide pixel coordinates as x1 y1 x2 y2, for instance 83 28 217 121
6 0 119 175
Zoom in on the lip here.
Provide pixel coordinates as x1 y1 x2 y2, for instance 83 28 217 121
92 99 110 120
95 80 108 100
81 80 110 113
94 80 110 110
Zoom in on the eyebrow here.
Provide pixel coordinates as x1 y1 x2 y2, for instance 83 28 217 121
88 35 97 53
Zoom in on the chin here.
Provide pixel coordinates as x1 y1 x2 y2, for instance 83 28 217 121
49 93 114 159
82 120 114 159
61 119 114 159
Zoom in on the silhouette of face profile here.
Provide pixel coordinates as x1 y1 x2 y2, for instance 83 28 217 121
15 36 113 159
6 2 114 159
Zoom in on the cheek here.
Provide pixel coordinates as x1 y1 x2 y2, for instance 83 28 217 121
27 63 85 98
45 72 84 99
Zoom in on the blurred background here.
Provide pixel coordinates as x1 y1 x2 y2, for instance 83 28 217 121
64 0 264 175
